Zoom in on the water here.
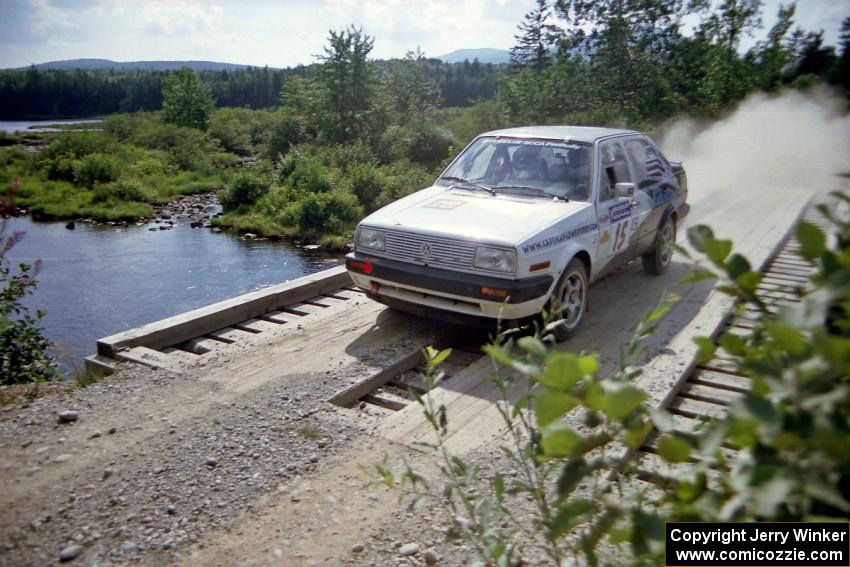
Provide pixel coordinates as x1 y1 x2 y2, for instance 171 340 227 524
0 118 102 134
4 217 340 372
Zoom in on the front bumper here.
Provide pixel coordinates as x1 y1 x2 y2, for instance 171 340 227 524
345 253 554 320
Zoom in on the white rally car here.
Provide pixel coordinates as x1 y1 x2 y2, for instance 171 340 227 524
346 126 689 338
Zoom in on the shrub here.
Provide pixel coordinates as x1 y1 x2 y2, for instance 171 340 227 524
345 162 385 213
92 179 145 203
287 154 334 194
1 213 57 386
72 153 123 189
283 190 361 235
407 126 454 167
220 172 271 212
264 109 305 160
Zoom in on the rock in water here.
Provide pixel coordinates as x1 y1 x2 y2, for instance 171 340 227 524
65 222 75 230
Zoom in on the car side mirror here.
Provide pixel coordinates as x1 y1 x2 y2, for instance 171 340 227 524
614 182 635 199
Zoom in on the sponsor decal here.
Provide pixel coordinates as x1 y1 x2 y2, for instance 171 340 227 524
609 201 631 222
423 199 465 210
599 230 611 244
521 223 598 254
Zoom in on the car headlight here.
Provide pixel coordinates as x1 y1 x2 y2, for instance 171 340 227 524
356 227 386 252
473 246 516 273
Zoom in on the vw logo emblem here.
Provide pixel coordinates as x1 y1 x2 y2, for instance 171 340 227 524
419 242 432 257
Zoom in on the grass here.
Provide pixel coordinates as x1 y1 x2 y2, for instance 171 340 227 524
74 366 107 388
297 426 321 440
212 211 292 237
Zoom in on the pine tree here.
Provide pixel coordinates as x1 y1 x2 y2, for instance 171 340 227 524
511 0 559 72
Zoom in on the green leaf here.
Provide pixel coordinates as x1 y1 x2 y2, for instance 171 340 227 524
765 322 808 357
541 423 582 457
512 393 530 418
517 336 547 358
724 254 751 280
796 221 825 260
492 473 505 500
623 419 653 449
657 434 691 463
719 332 746 356
687 225 715 254
536 352 586 390
601 383 646 420
735 271 762 295
678 269 717 285
549 498 597 539
556 458 594 500
535 390 577 427
705 238 732 264
578 355 599 377
650 408 675 433
693 337 717 364
430 347 452 367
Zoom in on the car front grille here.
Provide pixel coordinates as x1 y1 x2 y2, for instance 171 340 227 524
383 229 477 271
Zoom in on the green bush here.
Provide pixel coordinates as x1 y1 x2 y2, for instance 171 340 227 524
283 190 361 234
287 154 334 194
407 126 454 167
264 109 305 160
345 162 385 213
1 218 56 386
220 172 271 212
72 153 123 189
92 179 145 203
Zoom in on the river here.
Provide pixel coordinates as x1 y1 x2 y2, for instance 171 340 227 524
0 118 102 133
4 216 340 373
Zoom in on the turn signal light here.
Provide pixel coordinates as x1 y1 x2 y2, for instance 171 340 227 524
481 287 509 299
348 260 374 274
530 261 551 272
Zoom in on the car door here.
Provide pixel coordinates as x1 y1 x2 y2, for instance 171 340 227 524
623 136 680 254
594 138 647 275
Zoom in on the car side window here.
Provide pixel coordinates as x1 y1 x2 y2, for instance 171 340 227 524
598 140 631 202
625 136 677 191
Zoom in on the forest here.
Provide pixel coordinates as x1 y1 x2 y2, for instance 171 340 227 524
0 0 848 250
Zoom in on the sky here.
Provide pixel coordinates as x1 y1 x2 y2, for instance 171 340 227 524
0 0 847 70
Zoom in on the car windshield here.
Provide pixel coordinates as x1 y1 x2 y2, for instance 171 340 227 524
437 137 592 201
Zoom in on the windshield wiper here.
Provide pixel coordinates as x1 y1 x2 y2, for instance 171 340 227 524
500 185 570 202
441 176 496 196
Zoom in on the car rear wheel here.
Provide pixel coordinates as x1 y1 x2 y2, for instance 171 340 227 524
548 258 588 341
642 217 674 275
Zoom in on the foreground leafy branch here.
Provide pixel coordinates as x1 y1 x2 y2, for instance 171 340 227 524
378 190 850 565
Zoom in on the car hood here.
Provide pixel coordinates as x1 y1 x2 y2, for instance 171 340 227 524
361 186 593 246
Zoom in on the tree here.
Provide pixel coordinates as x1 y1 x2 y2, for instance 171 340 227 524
161 67 215 130
700 0 764 105
387 48 442 127
747 2 796 91
511 0 559 72
315 26 377 144
834 17 850 93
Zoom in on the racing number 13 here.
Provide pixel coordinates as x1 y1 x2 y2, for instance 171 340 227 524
612 221 628 252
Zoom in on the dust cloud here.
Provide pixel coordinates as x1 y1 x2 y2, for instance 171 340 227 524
659 88 850 203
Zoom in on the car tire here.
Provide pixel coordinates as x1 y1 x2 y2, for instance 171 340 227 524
548 258 588 341
642 217 675 275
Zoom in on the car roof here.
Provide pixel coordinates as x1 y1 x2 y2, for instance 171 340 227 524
478 125 638 144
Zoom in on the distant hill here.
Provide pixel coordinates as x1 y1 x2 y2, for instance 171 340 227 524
14 59 274 71
435 48 511 65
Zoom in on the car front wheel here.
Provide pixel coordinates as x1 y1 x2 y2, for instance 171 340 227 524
642 217 675 275
548 258 588 341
